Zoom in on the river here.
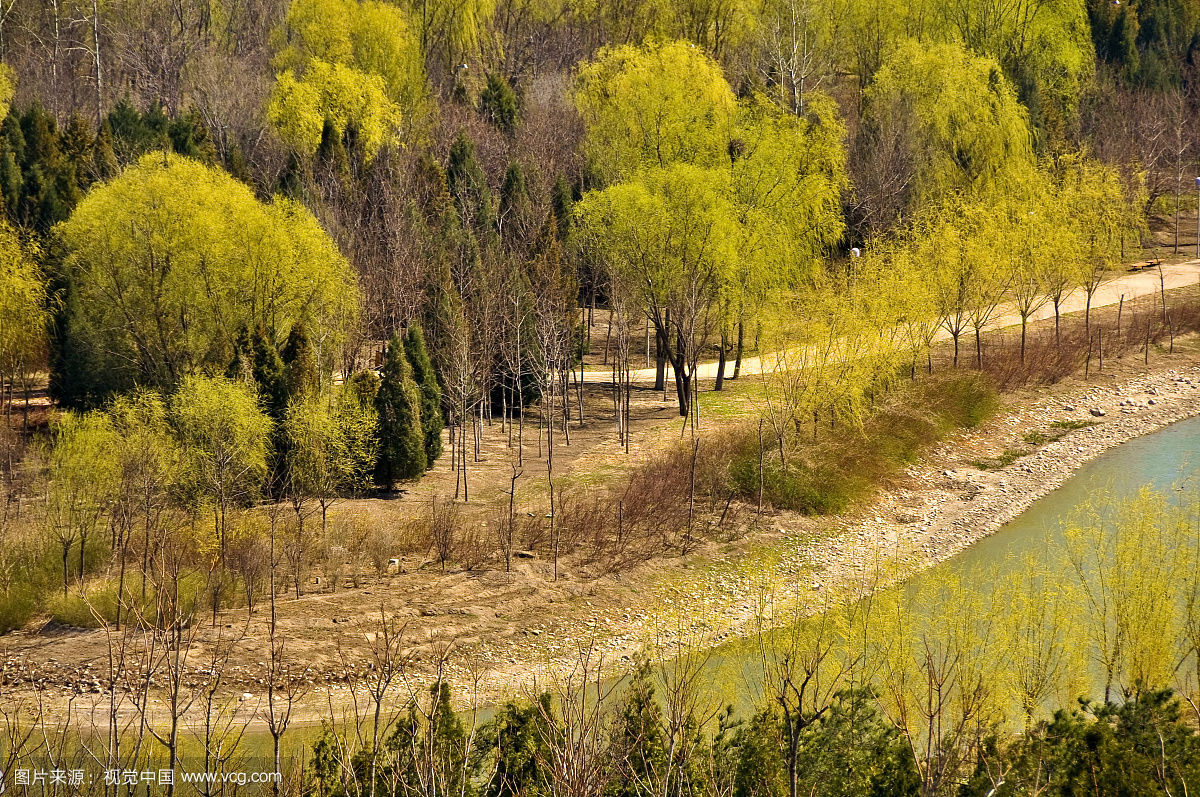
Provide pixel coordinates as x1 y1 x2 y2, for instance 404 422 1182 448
692 413 1200 713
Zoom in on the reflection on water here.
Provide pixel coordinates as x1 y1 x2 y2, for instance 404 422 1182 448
698 414 1200 712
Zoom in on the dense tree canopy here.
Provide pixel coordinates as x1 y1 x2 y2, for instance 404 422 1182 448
56 152 358 401
575 38 848 416
0 221 46 409
861 40 1035 218
573 39 737 179
269 0 428 155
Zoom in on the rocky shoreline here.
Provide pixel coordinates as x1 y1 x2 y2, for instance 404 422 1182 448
862 365 1200 577
456 360 1200 705
4 360 1199 714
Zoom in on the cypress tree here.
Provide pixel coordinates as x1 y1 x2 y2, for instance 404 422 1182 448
375 332 426 487
91 122 119 181
551 173 573 240
0 112 24 221
316 117 350 183
0 149 20 221
447 131 494 232
499 161 530 242
57 114 94 203
281 322 319 402
480 72 519 133
348 369 380 407
226 143 253 185
250 327 287 421
403 323 443 466
168 107 217 163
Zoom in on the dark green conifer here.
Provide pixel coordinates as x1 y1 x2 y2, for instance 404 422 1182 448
375 332 426 486
281 322 319 402
403 323 443 466
480 72 520 133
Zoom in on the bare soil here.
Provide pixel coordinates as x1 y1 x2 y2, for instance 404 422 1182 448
4 275 1200 729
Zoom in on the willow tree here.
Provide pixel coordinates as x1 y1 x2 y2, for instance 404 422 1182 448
268 61 401 157
573 38 737 179
56 152 358 401
861 39 1034 217
170 375 273 566
43 411 119 596
929 0 1093 142
725 92 847 377
0 221 47 425
1055 157 1144 338
577 164 738 418
0 64 12 119
271 0 429 150
573 39 847 418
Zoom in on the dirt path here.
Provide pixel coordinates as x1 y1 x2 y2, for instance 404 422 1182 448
588 261 1200 385
6 336 1200 726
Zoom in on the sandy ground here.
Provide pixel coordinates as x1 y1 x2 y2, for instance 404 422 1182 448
3 261 1200 731
4 330 1199 731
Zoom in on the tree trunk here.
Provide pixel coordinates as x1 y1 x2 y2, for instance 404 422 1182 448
714 331 728 391
90 0 103 126
731 319 744 380
670 349 691 418
654 323 666 391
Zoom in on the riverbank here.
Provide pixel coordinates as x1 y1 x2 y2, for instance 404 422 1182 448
469 347 1200 701
3 340 1199 726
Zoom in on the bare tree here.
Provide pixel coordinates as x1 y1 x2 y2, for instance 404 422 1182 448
533 641 617 797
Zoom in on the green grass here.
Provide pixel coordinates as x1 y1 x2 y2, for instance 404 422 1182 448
972 449 1024 471
1050 419 1094 431
726 374 999 515
973 420 1096 470
695 378 769 419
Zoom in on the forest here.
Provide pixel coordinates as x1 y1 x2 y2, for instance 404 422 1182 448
3 0 1200 794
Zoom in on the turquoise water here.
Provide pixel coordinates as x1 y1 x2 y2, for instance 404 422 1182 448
932 413 1199 583
695 413 1200 710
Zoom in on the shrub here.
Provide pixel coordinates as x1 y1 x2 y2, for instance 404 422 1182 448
47 578 122 627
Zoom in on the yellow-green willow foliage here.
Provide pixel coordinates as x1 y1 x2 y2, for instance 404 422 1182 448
42 411 121 597
57 153 359 396
851 153 1143 367
171 375 274 560
927 0 1094 143
731 92 847 285
573 39 738 180
1064 487 1200 704
269 0 428 154
0 63 13 120
871 571 1010 792
269 62 401 155
752 267 913 457
0 221 48 413
863 40 1034 214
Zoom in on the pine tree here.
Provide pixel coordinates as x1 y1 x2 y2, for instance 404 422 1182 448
168 107 217 162
316 117 350 184
403 323 443 466
551 173 574 240
0 112 24 222
91 122 119 181
375 332 425 486
499 161 531 245
250 327 288 421
57 114 95 205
